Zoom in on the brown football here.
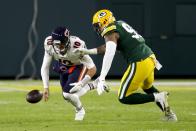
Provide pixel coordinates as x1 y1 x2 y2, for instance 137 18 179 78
26 90 43 104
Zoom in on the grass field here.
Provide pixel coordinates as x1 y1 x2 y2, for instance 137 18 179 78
0 80 196 131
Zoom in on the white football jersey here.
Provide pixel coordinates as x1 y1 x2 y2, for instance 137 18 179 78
43 35 94 68
41 35 95 89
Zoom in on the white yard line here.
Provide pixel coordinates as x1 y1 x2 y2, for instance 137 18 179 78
154 81 196 86
107 81 196 87
191 113 196 116
0 87 27 92
0 80 196 92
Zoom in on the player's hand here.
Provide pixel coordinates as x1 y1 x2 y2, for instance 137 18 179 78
97 79 109 95
43 88 49 102
69 82 83 93
74 48 91 55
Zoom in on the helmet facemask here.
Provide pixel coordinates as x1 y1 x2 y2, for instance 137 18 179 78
52 39 70 55
93 23 102 36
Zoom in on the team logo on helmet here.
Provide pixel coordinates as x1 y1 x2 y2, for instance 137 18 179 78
92 9 116 36
98 12 106 18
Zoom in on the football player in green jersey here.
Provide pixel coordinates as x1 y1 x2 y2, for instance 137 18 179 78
76 9 177 121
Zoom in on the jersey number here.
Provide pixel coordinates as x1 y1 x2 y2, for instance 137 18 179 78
122 23 142 39
73 42 81 48
59 59 74 66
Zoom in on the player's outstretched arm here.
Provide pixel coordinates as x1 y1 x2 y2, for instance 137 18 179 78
41 51 52 101
74 44 106 55
96 32 118 95
97 44 106 54
99 32 118 81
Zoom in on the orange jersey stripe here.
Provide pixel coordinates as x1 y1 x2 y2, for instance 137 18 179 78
78 66 87 81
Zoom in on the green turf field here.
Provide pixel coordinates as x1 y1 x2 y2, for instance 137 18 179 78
0 80 196 131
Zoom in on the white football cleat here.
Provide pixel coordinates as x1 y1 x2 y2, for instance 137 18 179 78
75 107 85 121
163 107 178 122
154 91 169 111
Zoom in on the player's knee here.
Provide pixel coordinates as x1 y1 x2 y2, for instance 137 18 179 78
143 80 153 90
62 92 79 101
143 85 159 94
62 92 71 101
118 95 137 104
118 97 128 104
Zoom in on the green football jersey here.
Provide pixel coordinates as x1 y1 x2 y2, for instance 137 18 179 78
101 20 153 63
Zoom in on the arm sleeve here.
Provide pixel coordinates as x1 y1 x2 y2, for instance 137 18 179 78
99 41 117 80
41 51 53 88
80 55 95 69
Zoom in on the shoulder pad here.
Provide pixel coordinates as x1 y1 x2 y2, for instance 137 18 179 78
44 36 53 51
70 36 85 49
44 36 52 46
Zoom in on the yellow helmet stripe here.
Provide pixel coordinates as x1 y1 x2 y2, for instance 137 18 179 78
101 25 117 37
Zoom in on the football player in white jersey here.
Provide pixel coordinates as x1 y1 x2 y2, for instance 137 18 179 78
41 26 96 121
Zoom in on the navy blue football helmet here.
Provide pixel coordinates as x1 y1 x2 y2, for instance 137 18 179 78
51 26 70 55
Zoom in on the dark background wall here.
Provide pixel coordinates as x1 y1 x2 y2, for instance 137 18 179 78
0 0 196 79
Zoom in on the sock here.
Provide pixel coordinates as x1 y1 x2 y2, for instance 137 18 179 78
144 86 164 112
143 85 159 94
119 93 154 104
63 92 82 110
75 83 91 97
69 94 82 111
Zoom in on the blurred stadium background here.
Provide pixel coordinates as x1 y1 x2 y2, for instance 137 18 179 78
0 0 196 130
0 0 196 79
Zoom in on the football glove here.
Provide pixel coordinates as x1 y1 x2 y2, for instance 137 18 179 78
74 48 97 55
96 79 109 95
